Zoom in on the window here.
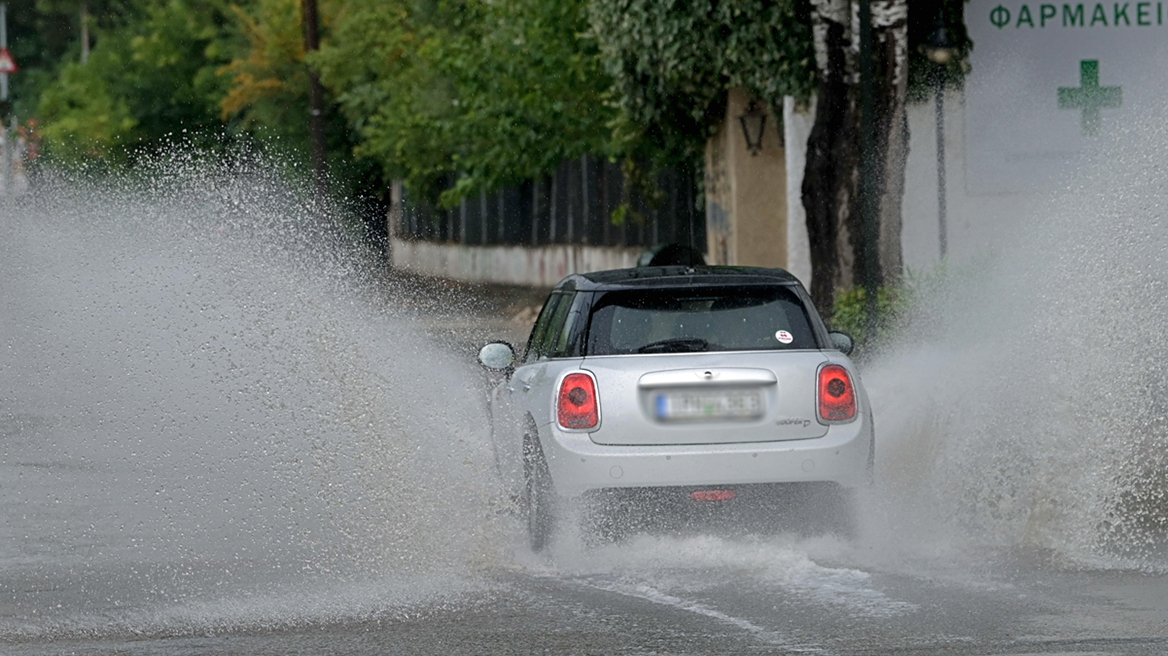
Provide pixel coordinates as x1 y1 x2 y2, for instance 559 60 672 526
548 292 585 359
524 293 564 363
586 286 817 355
538 292 576 359
524 292 577 362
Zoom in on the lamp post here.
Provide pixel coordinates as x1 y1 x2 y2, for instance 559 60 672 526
738 100 767 156
924 9 957 260
0 2 12 198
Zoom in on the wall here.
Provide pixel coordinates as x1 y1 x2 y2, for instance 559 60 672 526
389 237 642 288
900 89 1048 275
704 88 789 268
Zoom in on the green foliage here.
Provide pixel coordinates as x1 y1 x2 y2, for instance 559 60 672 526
14 0 132 68
588 0 816 164
313 0 615 206
830 285 907 354
27 0 382 208
16 0 976 221
37 52 137 159
829 259 968 356
36 0 236 162
219 0 308 129
218 0 380 204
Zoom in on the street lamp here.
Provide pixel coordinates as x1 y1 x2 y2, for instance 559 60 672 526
738 100 767 156
924 9 957 259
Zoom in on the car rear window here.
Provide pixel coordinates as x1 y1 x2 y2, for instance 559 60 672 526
586 286 818 355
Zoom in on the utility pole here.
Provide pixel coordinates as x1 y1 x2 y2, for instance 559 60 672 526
1 2 12 197
302 0 327 198
80 1 90 64
924 7 958 261
934 70 947 259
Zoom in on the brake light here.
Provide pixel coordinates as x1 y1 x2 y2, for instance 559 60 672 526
557 372 599 429
691 490 736 502
818 364 856 422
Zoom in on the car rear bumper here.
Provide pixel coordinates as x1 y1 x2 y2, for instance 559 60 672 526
539 417 873 497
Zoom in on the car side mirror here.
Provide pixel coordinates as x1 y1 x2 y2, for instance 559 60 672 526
478 341 516 371
828 331 855 356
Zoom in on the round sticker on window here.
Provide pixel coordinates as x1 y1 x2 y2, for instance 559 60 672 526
775 330 794 344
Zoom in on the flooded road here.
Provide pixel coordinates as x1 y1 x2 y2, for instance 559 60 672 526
5 519 1168 654
3 160 1168 655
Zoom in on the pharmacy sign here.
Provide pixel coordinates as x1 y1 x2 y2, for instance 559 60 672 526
964 1 1168 193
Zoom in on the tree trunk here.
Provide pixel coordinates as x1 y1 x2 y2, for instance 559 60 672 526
802 4 857 313
302 0 328 195
801 0 908 315
80 1 90 65
872 1 909 287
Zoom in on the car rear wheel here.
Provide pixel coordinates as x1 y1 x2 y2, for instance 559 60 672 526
523 432 555 552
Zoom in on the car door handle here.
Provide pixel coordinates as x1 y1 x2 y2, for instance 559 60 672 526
521 383 532 392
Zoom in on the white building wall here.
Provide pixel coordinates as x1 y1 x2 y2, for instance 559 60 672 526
901 89 1047 274
785 90 1048 281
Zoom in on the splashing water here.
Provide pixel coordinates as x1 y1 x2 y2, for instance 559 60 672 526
0 152 507 641
865 118 1168 572
5 128 1168 646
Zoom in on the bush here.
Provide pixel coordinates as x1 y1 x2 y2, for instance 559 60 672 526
829 285 905 355
829 261 965 357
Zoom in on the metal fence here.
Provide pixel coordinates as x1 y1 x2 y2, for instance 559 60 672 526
397 155 706 252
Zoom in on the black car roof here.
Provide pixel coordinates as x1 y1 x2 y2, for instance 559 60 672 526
554 266 804 292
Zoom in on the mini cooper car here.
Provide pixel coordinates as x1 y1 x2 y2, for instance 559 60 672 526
477 266 873 550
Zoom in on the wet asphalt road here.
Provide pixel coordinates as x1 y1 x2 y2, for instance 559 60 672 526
4 551 1168 656
4 359 1168 656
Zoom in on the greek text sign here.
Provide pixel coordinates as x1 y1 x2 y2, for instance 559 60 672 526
988 2 1168 28
964 1 1168 193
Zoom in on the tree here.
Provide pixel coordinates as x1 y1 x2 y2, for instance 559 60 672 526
802 0 970 312
311 0 615 206
31 0 130 62
589 0 815 167
37 46 137 158
219 0 386 225
592 0 971 313
36 0 235 161
800 0 910 311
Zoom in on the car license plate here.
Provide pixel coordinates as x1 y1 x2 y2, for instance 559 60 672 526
655 390 763 421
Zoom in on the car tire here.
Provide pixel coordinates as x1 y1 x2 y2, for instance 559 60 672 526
523 431 555 552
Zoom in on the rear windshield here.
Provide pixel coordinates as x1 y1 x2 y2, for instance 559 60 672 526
586 286 818 355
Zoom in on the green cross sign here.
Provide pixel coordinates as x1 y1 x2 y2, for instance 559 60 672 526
1057 60 1122 136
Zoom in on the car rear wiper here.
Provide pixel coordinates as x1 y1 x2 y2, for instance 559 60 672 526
636 338 710 354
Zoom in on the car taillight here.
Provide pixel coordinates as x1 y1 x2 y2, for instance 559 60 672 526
818 364 857 422
557 372 599 430
691 490 736 502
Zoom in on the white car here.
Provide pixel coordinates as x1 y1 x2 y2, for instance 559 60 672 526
477 266 873 550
